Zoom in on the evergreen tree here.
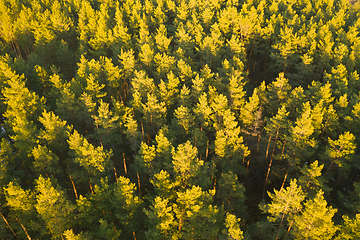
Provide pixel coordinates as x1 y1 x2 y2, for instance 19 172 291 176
335 214 360 240
222 212 244 240
172 141 209 189
35 175 75 239
325 131 356 174
292 190 338 240
111 176 144 239
263 179 306 239
4 181 39 239
145 196 178 240
175 186 220 240
67 130 113 189
217 171 246 217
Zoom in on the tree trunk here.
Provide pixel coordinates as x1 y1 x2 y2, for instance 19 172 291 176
137 171 141 197
15 218 31 240
280 164 290 192
113 162 118 182
265 135 272 159
89 179 94 194
1 211 16 237
206 138 209 160
69 174 78 199
263 131 280 198
263 156 274 199
325 159 335 176
123 152 128 177
285 219 294 240
257 134 261 153
276 213 286 240
141 121 145 140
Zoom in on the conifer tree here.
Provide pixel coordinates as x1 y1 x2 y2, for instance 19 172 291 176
222 212 244 240
284 102 317 185
335 214 360 240
67 129 113 189
38 110 72 158
2 63 45 158
217 171 246 217
264 179 306 240
175 186 220 240
145 196 178 240
292 190 338 240
172 140 211 189
4 181 39 239
263 105 290 198
31 144 60 176
298 160 330 198
111 176 144 239
92 100 120 148
265 72 292 116
35 175 75 239
324 131 356 174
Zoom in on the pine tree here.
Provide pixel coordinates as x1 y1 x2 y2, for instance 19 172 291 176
88 4 111 57
135 141 157 177
35 175 75 239
222 212 244 240
217 171 246 217
287 102 317 172
2 63 45 158
265 72 292 116
175 186 220 240
31 144 60 176
111 176 144 239
4 181 39 239
172 141 208 189
67 129 113 188
154 24 172 54
264 179 306 240
158 71 180 110
112 5 132 55
92 100 120 148
325 131 356 174
142 92 167 135
76 178 114 237
38 110 72 157
298 160 330 197
145 196 178 240
173 105 195 134
335 214 360 240
227 58 247 114
0 139 14 195
263 105 290 198
292 190 338 240
63 229 87 240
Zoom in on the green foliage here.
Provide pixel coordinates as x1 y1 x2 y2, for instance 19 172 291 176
35 175 75 239
298 160 330 197
174 186 220 240
335 214 360 240
217 171 246 217
292 190 338 240
68 129 112 184
223 212 244 240
266 179 305 223
326 131 356 170
144 196 177 240
2 0 360 239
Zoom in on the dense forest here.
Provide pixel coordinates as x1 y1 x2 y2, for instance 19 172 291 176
1 0 360 239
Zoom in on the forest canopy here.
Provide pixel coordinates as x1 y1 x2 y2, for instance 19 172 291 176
1 0 360 239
